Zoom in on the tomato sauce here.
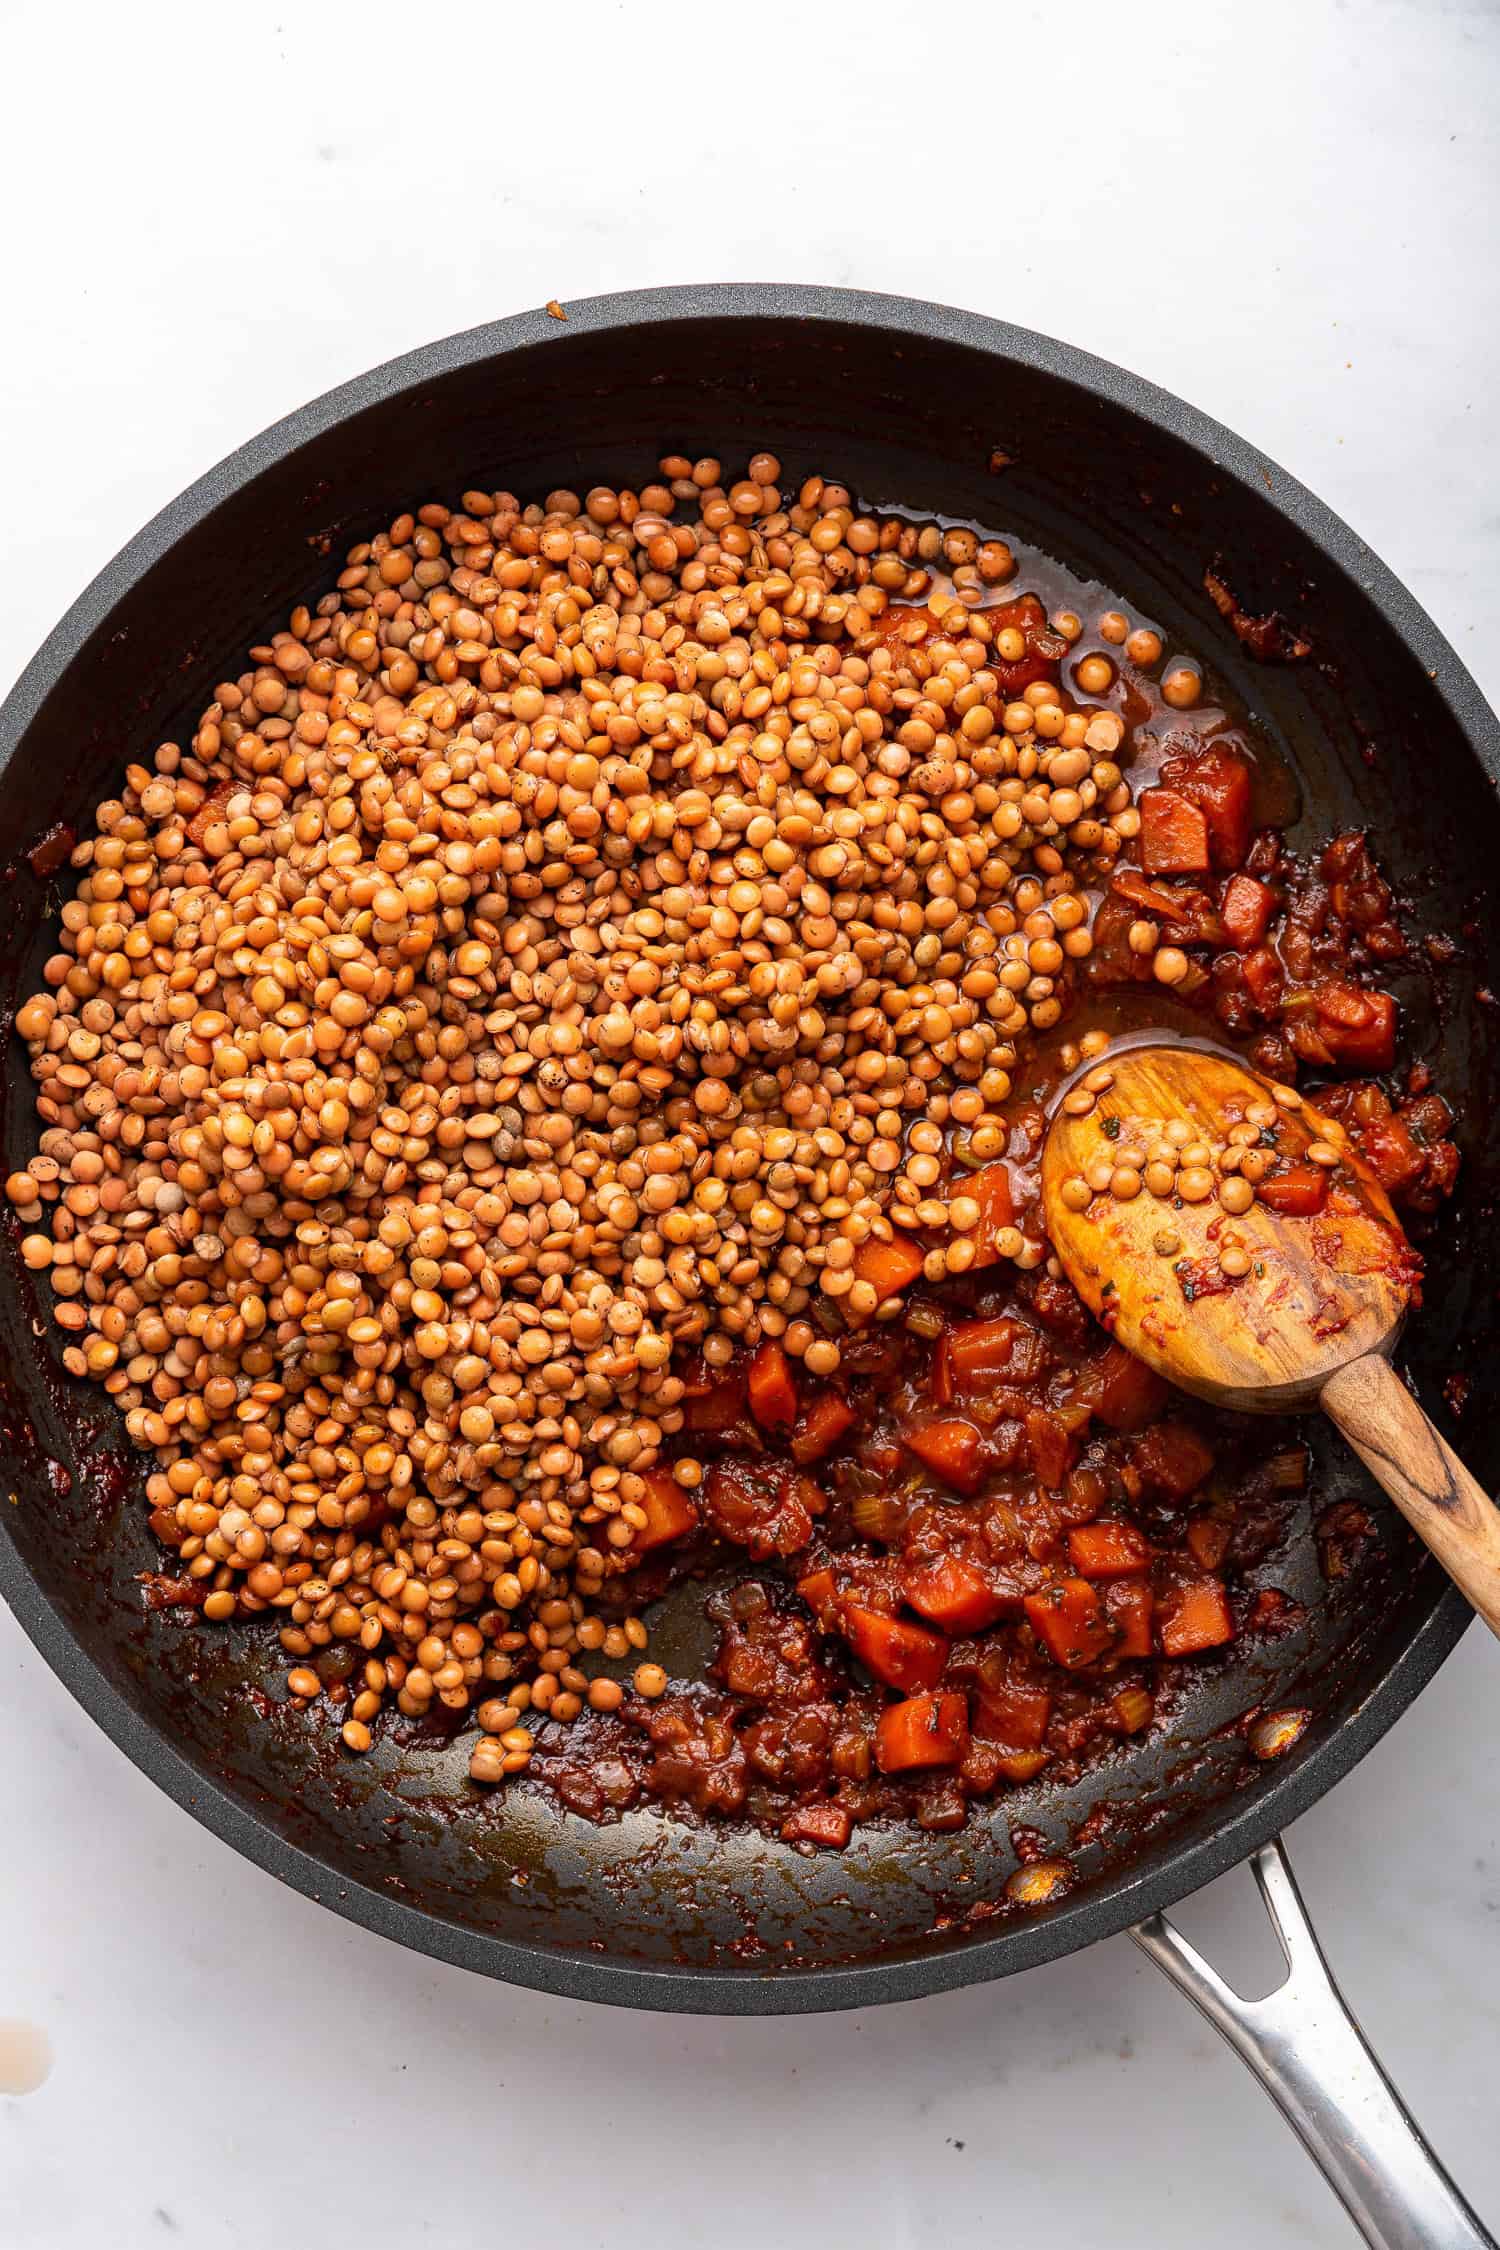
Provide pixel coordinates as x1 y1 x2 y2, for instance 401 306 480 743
533 531 1459 1849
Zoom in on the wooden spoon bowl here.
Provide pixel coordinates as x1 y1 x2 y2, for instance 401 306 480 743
1041 1042 1500 1637
1042 1044 1414 1413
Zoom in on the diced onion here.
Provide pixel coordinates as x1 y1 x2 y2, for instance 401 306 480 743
1006 1860 1070 1907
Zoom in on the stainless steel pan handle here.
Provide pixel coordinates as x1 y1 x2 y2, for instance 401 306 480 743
1133 1839 1492 2249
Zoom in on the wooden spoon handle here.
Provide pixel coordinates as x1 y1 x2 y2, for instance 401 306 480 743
1321 1353 1500 1639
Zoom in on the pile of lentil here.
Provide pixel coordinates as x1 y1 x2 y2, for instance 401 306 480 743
9 455 1162 1779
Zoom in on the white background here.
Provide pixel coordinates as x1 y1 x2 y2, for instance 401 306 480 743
3 2 1498 2244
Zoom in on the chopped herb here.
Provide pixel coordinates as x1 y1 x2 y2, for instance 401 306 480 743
1175 1261 1197 1304
1102 1115 1121 1140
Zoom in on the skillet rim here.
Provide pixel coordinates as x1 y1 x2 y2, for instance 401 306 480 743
0 281 1490 2014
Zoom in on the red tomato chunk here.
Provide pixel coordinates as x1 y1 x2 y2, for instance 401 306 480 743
973 1665 1052 1748
1257 1162 1330 1217
702 1459 825 1558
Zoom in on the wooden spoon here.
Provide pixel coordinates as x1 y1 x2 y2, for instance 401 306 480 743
1041 1041 1500 1637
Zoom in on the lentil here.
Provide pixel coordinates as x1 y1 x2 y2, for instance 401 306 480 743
15 454 1144 1765
11 454 1456 1844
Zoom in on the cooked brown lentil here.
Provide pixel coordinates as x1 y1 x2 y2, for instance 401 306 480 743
12 453 1159 1765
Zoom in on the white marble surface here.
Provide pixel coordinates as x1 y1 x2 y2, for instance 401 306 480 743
3 2 1499 2243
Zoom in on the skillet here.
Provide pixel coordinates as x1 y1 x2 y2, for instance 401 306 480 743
1 284 1496 2246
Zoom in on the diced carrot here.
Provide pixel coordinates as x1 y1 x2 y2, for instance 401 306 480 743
1132 1422 1216 1498
789 1390 856 1464
1258 1161 1330 1217
1066 1521 1151 1578
703 1457 823 1556
1316 984 1396 1071
945 1315 1021 1388
633 1467 699 1552
1085 1342 1169 1433
905 1553 1012 1632
844 1604 948 1693
781 1802 853 1848
874 1692 970 1773
1185 1515 1231 1570
1158 1576 1235 1656
863 600 941 655
746 1339 798 1433
993 1748 1052 1782
1104 1578 1154 1658
904 1416 985 1493
973 1671 1052 1748
1175 748 1253 868
1221 872 1276 949
1139 788 1211 875
1024 1577 1115 1668
1025 1407 1076 1492
852 1232 926 1302
968 1161 1017 1267
795 1567 839 1625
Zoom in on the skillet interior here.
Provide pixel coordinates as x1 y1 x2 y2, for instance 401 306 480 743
0 287 1493 2010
